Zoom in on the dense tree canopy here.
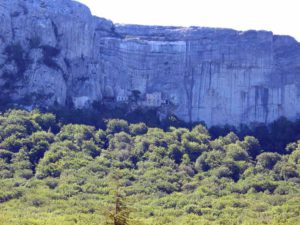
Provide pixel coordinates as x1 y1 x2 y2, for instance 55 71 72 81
0 109 299 225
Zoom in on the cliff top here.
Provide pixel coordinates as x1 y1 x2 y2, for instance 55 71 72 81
2 0 299 43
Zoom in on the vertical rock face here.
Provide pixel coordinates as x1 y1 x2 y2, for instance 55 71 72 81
1 0 300 126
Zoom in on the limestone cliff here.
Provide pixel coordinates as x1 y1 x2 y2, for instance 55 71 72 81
1 0 300 126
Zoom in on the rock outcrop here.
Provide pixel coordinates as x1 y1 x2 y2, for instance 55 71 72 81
1 0 300 126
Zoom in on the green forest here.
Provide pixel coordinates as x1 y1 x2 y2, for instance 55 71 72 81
0 109 300 225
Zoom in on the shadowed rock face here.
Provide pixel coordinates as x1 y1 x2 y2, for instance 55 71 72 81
1 0 300 126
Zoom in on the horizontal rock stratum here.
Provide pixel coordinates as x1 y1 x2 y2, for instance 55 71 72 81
1 0 300 126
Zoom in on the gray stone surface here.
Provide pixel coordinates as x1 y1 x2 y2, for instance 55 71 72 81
1 0 300 126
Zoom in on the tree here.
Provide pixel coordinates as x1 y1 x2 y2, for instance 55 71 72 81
181 126 210 162
214 161 240 181
274 161 299 180
226 144 249 161
168 144 183 164
129 123 148 136
31 111 57 132
12 148 34 179
222 132 239 145
82 140 101 158
240 136 261 158
195 150 223 172
26 131 54 164
269 117 295 153
95 129 108 148
57 124 95 145
105 170 131 225
256 152 281 170
106 119 129 134
0 159 13 178
105 187 130 225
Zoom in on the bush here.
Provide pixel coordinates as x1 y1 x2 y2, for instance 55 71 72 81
256 152 282 170
129 123 148 136
184 205 202 216
45 179 59 189
106 119 129 134
0 150 13 163
226 144 249 161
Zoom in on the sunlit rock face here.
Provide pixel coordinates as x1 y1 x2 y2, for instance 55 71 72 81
1 0 300 126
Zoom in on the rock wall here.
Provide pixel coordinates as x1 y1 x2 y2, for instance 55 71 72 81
1 0 300 126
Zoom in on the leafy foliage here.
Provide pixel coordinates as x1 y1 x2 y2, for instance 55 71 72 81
0 109 299 224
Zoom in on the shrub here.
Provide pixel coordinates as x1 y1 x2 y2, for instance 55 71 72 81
256 152 282 170
106 119 129 134
129 123 148 136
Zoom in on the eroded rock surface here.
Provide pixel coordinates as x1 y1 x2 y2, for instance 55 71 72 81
1 0 300 126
